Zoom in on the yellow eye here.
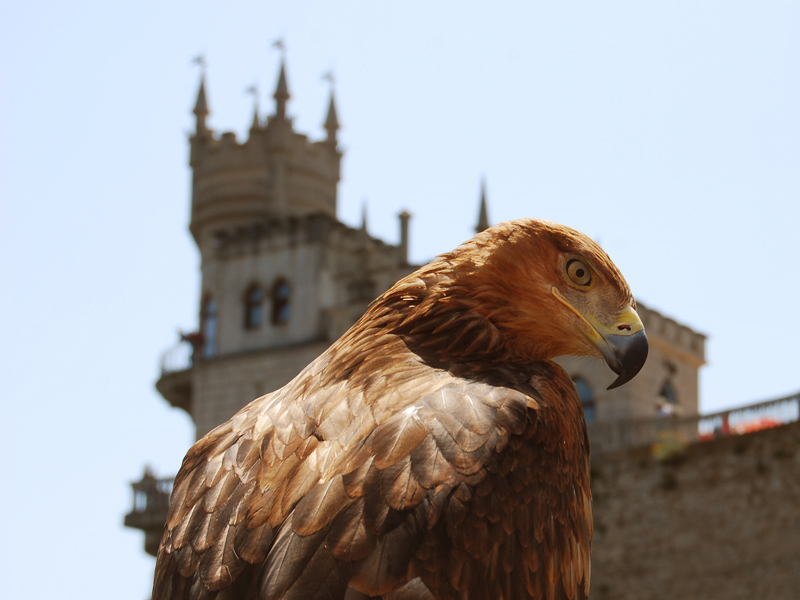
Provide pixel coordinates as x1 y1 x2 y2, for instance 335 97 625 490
567 259 591 286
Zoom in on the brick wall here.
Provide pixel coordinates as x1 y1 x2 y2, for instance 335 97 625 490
591 421 800 599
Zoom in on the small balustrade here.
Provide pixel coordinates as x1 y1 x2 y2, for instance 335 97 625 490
160 338 194 374
589 390 799 456
123 469 176 556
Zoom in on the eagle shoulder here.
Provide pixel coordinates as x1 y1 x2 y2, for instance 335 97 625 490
154 349 549 600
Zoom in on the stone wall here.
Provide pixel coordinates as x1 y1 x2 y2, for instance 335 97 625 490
591 421 800 600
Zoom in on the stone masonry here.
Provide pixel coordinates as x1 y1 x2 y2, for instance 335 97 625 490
591 420 800 599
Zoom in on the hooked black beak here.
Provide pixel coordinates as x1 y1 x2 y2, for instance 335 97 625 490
598 328 649 389
551 290 649 390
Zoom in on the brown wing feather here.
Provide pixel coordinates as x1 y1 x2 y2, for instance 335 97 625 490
154 354 590 600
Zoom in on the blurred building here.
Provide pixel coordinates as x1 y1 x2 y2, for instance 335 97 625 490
126 59 707 555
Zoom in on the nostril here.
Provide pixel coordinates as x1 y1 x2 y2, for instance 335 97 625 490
617 324 632 332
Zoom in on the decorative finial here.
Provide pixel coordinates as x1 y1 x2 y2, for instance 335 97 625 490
322 72 339 143
192 65 209 134
271 38 286 58
272 52 290 120
475 178 490 233
191 54 206 74
246 84 260 129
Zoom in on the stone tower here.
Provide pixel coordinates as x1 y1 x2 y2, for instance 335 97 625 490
189 60 341 250
157 60 418 439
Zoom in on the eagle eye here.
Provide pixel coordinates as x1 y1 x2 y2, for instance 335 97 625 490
567 259 592 286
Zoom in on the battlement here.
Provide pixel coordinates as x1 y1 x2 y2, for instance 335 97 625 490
188 62 342 250
638 302 706 365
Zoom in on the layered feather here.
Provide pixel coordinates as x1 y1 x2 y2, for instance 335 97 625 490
152 219 623 600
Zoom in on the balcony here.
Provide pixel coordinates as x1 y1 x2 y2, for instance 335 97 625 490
123 469 174 556
155 338 194 414
589 390 800 459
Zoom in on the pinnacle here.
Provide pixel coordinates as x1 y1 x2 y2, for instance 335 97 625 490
476 179 490 233
325 92 339 132
274 60 290 100
194 77 208 116
273 60 290 119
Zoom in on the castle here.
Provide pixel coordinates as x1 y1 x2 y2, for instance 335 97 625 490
126 58 708 555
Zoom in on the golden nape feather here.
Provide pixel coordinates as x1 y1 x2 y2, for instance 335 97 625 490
153 218 648 600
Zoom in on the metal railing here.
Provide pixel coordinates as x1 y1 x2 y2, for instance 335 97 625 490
124 472 176 556
697 393 799 439
160 339 193 374
589 390 800 456
129 474 174 516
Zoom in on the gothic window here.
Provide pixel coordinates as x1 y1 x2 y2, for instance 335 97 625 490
271 278 291 325
574 378 595 424
201 296 218 358
244 284 264 329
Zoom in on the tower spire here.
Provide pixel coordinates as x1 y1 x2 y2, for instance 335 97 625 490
321 71 339 144
324 91 339 143
246 84 260 131
273 60 290 120
251 105 261 130
193 76 209 134
475 178 490 233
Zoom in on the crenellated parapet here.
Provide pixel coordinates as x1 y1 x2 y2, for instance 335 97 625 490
637 302 706 367
188 61 342 252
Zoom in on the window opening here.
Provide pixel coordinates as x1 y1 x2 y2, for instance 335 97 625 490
245 285 264 329
272 279 291 325
574 378 595 424
201 297 218 358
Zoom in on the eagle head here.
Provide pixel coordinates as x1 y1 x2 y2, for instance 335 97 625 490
450 218 648 389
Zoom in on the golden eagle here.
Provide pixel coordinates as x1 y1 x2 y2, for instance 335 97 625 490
153 219 648 600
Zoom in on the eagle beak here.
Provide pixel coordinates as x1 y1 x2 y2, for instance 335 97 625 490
552 289 649 390
591 306 649 390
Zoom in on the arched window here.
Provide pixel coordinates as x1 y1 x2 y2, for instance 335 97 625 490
244 284 263 329
271 278 291 325
201 296 218 358
574 377 595 424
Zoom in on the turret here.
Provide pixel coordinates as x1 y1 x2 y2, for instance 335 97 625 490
187 58 343 250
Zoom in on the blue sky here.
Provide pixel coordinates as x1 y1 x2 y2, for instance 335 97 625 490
1 2 798 598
